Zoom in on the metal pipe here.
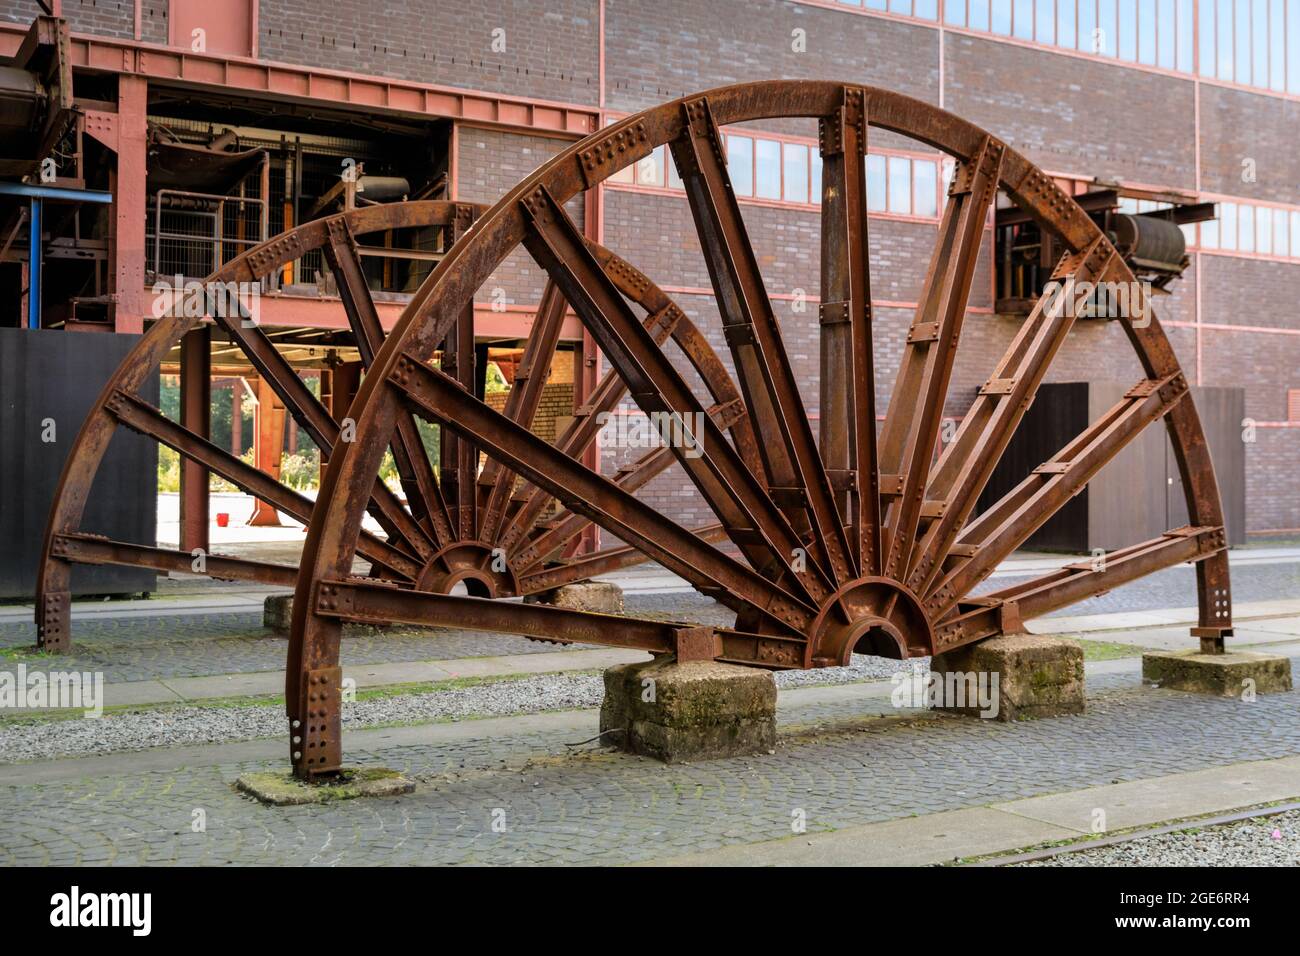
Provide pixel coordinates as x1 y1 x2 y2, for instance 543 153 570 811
27 197 40 329
0 182 112 203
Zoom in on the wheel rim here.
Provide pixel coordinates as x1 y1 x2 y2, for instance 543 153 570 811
289 80 1232 778
37 201 735 649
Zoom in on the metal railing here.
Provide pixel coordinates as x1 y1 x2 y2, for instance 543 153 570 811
147 190 267 282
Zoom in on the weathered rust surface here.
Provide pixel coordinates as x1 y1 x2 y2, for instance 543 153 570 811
36 201 719 649
285 81 1231 779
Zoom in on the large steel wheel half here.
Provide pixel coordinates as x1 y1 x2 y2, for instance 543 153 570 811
36 201 733 650
290 81 1232 779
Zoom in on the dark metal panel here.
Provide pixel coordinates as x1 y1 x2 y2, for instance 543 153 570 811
0 328 157 598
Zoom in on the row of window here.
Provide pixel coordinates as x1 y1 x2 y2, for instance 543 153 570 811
1197 200 1300 256
609 135 944 218
828 0 1300 97
1117 196 1300 257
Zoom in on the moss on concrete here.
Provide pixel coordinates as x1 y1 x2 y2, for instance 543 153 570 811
235 766 414 806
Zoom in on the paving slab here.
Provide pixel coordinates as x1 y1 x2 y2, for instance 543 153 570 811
645 806 1078 866
991 755 1300 833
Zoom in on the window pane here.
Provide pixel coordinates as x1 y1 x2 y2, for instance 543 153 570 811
1239 203 1255 252
1180 223 1196 247
992 0 1013 33
1138 0 1157 64
887 156 912 213
810 149 823 205
1200 215 1219 248
1221 202 1238 249
783 143 809 204
1273 205 1288 255
1290 0 1300 93
1099 0 1118 54
913 159 938 217
867 154 887 212
865 0 888 9
1157 0 1175 67
1235 0 1252 85
755 138 781 200
727 136 753 197
1079 0 1098 51
1256 206 1273 253
1059 0 1077 47
914 0 939 17
1217 0 1234 79
971 0 992 29
1118 0 1137 59
945 0 968 24
1199 0 1217 74
667 150 683 189
890 0 914 14
1252 0 1269 89
1177 0 1194 71
1014 0 1034 38
1036 0 1056 42
1270 0 1287 89
1291 211 1300 257
635 146 665 187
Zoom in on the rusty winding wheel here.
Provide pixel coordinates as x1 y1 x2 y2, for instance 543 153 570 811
37 200 743 650
286 81 1235 779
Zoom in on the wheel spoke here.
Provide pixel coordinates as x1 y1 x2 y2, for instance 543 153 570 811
386 353 816 634
210 301 434 560
926 371 1191 618
518 183 829 604
477 280 568 545
929 526 1226 653
905 239 1118 596
52 533 299 587
672 94 854 587
323 216 455 547
437 297 479 540
818 86 881 576
878 135 1005 584
512 398 745 575
105 389 421 579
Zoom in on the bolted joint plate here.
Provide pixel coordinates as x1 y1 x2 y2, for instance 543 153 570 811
293 666 342 778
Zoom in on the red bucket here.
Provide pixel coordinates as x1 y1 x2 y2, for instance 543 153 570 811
216 513 230 528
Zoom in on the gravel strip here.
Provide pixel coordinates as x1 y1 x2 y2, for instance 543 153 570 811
0 654 911 763
1017 808 1300 866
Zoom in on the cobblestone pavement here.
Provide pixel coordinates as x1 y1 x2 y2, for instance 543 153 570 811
1 671 1297 866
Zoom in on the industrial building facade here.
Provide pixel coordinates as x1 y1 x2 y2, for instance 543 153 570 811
1 0 1297 572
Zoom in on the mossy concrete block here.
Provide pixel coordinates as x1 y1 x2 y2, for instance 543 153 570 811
235 767 414 806
1142 649 1293 697
599 657 776 762
931 633 1085 721
263 593 295 632
525 580 624 614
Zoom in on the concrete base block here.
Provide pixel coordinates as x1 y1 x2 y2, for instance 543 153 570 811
235 768 414 806
599 657 776 762
525 580 624 614
1142 649 1293 697
931 634 1085 721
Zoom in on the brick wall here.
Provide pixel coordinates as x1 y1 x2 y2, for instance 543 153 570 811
257 0 599 105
